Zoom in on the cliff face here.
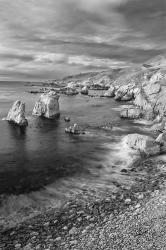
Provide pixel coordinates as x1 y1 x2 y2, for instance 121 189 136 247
101 55 166 121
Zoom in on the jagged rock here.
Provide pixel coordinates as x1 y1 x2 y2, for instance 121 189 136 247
155 132 166 152
81 86 88 95
121 92 134 101
32 91 60 119
150 117 166 132
114 85 135 101
4 100 28 126
65 123 84 135
103 85 115 97
133 92 152 110
92 75 111 90
120 107 143 119
124 133 160 156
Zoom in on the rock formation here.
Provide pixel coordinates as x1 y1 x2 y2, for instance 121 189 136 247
64 87 79 96
4 100 28 126
124 133 160 156
81 86 88 95
65 123 84 135
103 85 115 97
120 107 143 119
32 91 60 119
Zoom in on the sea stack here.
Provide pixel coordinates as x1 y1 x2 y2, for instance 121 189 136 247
4 100 28 126
32 91 60 119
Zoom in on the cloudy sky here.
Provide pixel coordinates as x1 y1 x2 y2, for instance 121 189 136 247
0 0 166 80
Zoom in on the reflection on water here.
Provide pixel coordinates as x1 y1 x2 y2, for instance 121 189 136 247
0 82 147 229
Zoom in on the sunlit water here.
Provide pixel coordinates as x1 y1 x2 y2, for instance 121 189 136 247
0 82 148 229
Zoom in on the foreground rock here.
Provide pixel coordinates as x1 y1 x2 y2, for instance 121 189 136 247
65 123 85 135
4 100 28 126
32 91 60 119
124 133 161 156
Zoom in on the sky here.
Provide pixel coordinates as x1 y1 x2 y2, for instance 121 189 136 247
0 0 166 80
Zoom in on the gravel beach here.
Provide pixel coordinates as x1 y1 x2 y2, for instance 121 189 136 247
1 158 166 249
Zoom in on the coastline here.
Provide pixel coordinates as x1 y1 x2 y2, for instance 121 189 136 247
1 156 166 249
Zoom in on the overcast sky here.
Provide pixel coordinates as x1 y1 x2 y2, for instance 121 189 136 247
0 0 166 80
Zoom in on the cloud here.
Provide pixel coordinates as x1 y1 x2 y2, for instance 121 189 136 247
0 0 165 80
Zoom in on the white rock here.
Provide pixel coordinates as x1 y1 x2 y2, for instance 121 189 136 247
5 100 28 126
32 91 60 119
124 133 160 156
103 85 115 97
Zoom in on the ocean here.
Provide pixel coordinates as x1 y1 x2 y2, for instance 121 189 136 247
0 81 145 229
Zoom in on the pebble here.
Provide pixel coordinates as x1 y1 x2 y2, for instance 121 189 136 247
30 231 39 236
135 203 141 209
23 243 32 250
70 240 78 245
124 198 132 204
36 245 41 250
44 222 50 227
69 227 77 235
137 193 144 200
77 217 82 222
55 237 61 241
15 243 21 249
63 226 68 230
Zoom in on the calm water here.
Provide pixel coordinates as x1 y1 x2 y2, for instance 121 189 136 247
0 82 145 228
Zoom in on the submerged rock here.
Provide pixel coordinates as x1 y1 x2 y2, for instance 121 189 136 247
81 86 88 95
124 133 160 156
65 123 85 135
32 91 60 119
4 100 28 126
64 117 71 122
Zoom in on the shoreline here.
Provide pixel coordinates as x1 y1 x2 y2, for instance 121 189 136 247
1 156 166 249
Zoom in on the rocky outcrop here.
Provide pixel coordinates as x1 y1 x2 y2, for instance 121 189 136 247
91 75 111 90
114 85 135 101
65 124 85 135
4 100 28 126
32 91 60 119
120 107 143 119
103 85 115 97
81 86 88 95
124 133 160 156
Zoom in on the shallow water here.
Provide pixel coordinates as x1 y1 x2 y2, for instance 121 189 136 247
0 82 146 228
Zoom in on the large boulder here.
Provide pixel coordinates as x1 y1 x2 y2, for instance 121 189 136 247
32 91 60 119
124 133 160 156
120 107 143 119
4 100 28 126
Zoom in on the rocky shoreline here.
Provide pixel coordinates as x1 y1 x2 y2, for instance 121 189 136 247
1 55 166 249
1 156 166 249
